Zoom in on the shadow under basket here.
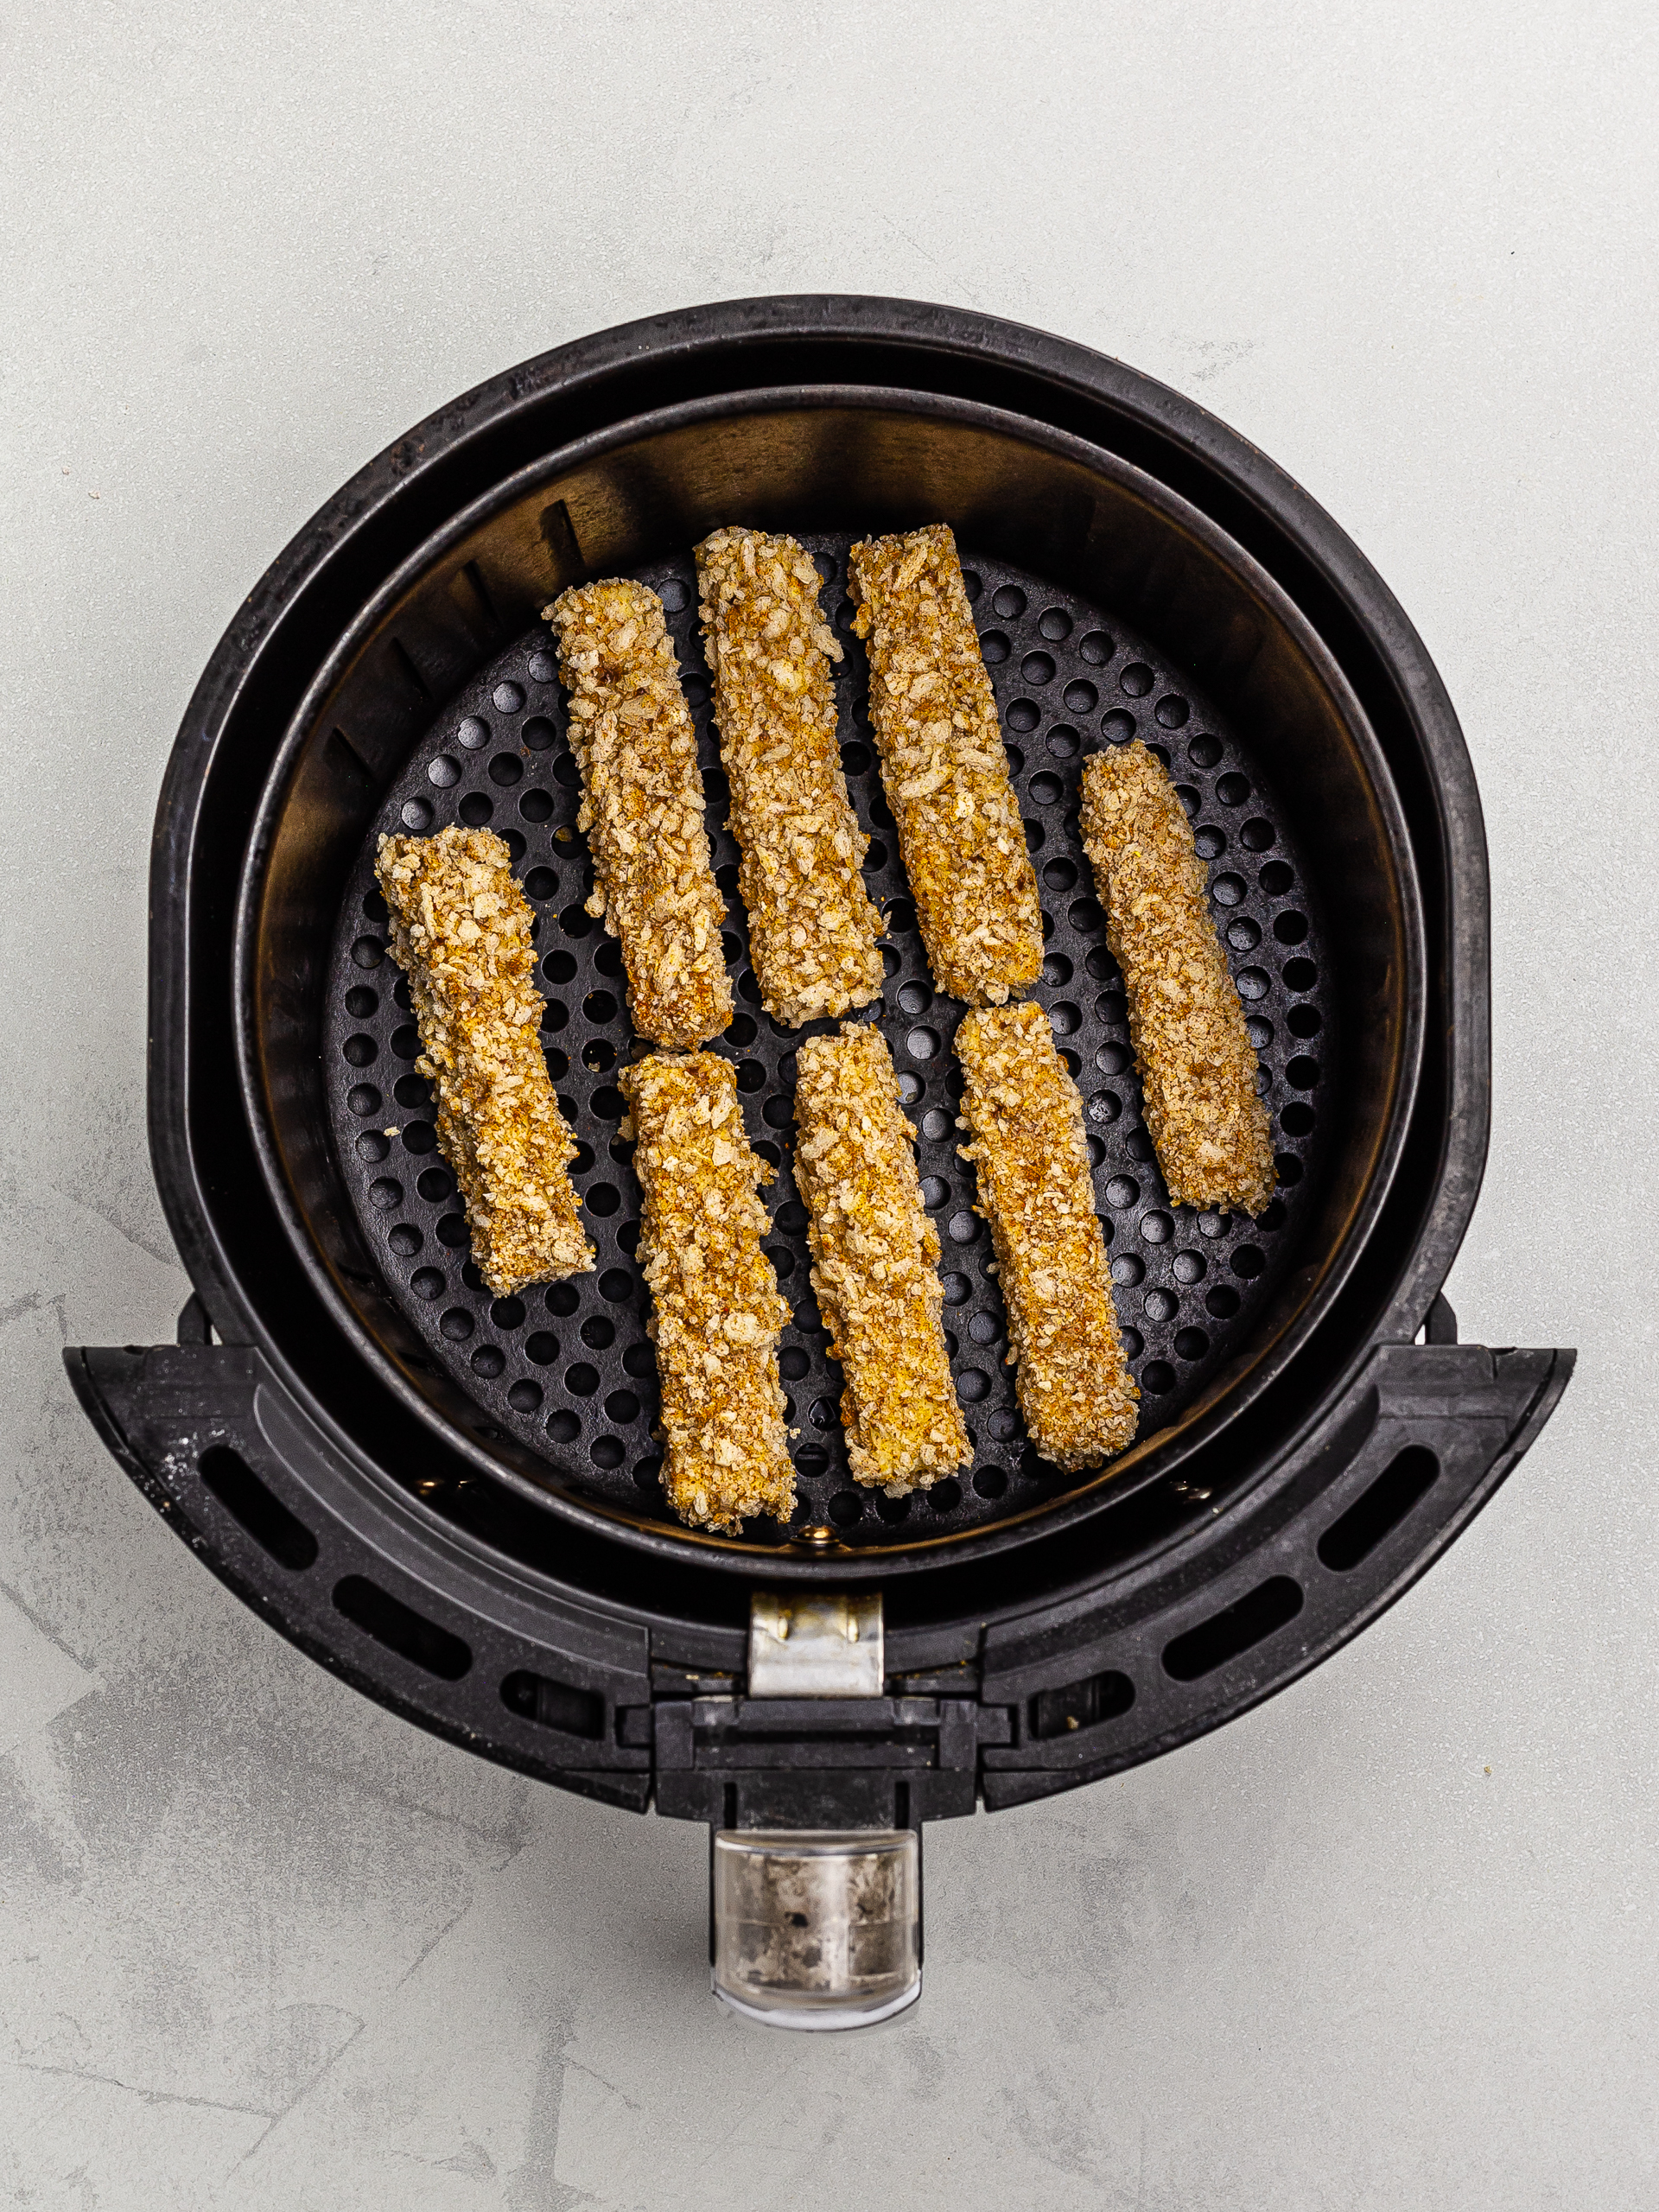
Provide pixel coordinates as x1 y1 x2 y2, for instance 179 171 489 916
67 297 1572 2024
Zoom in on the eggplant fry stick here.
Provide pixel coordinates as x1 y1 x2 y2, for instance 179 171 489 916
956 1001 1138 1471
1080 740 1275 1216
695 528 886 1027
849 524 1043 1004
375 825 593 1296
794 1022 969 1491
546 579 732 1049
621 1052 794 1532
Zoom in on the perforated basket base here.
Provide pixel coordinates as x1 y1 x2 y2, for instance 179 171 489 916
324 537 1333 1550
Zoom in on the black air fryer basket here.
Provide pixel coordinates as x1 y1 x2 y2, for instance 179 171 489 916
68 297 1572 2023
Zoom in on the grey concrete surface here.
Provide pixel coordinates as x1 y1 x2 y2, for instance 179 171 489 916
3 2 1656 2204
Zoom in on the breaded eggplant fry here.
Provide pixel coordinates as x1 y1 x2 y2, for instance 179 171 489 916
374 826 593 1296
620 1052 794 1532
793 1022 969 1491
545 579 732 1049
849 524 1043 1003
1080 741 1275 1216
695 528 886 1027
956 1001 1138 1471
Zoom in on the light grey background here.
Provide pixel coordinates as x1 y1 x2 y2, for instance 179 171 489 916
3 2 1656 2205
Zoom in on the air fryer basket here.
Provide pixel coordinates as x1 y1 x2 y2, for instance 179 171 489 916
315 524 1342 1551
246 395 1417 1567
69 299 1570 1849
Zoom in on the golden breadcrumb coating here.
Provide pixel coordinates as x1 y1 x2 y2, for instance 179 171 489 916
1080 741 1275 1216
695 529 886 1027
848 525 1043 1004
620 1052 794 1532
793 1022 969 1491
374 827 593 1296
544 579 732 1050
956 1001 1139 1471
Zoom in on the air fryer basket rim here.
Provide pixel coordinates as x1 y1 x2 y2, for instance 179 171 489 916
231 380 1426 1575
153 294 1491 1372
132 293 1503 1638
61 298 1580 1817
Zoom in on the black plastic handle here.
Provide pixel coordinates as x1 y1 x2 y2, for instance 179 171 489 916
65 1323 1571 1825
64 1336 657 1811
974 1333 1573 1808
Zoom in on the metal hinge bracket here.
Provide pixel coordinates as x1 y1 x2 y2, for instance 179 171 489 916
748 1590 884 1698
